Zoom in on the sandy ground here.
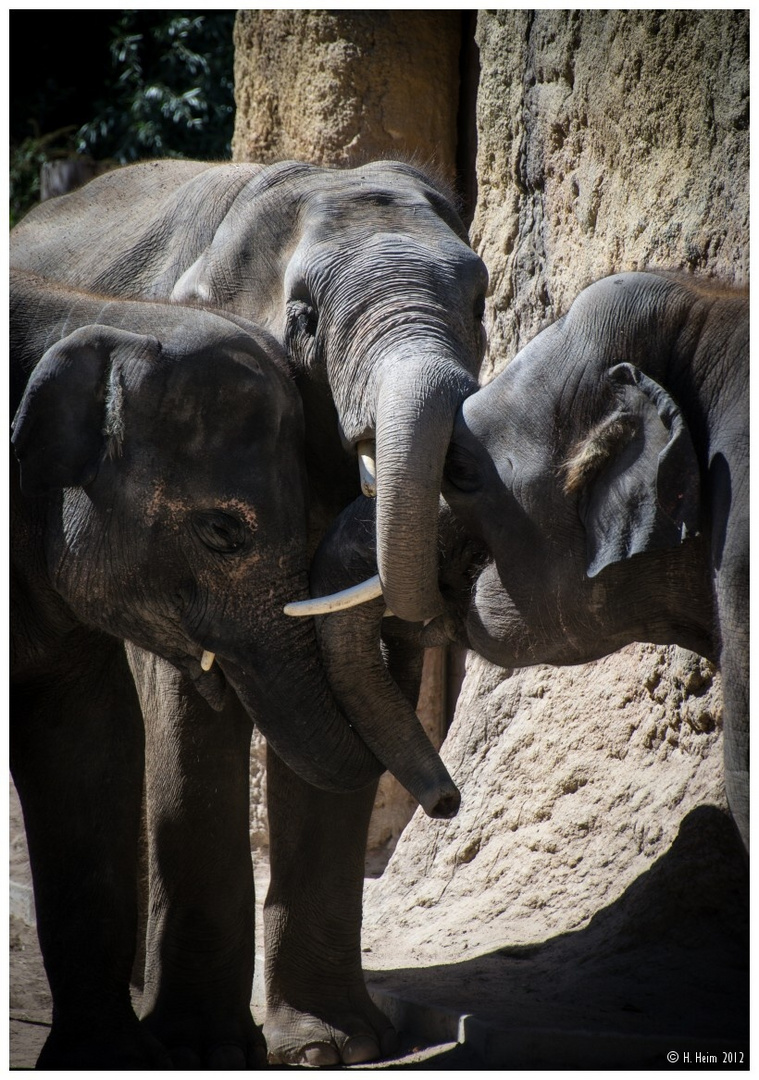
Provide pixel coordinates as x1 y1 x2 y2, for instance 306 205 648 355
10 761 749 1071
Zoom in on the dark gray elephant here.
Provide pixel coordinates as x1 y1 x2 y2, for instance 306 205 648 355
11 159 487 621
11 161 485 1066
10 269 458 1068
437 271 748 847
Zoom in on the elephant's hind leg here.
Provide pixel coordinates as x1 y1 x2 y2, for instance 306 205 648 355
264 745 395 1066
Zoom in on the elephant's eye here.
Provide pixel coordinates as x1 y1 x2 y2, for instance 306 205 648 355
474 295 486 321
285 299 324 379
444 445 482 494
286 300 318 339
191 511 248 554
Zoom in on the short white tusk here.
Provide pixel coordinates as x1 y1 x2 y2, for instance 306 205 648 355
357 439 377 497
284 574 383 616
200 650 216 672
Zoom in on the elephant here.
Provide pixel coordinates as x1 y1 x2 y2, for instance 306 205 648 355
11 159 488 621
10 160 486 1065
435 271 748 847
10 269 459 1068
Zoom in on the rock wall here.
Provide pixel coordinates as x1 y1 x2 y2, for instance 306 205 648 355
232 9 748 920
472 9 749 377
233 10 461 178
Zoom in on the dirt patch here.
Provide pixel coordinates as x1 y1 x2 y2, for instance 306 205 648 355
362 647 749 1067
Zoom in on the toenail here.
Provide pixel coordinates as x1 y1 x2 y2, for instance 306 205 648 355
302 1042 341 1067
342 1035 380 1065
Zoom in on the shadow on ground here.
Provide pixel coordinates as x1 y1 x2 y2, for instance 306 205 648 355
11 806 749 1069
365 806 749 1069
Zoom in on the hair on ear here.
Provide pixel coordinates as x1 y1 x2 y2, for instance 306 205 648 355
103 363 126 459
561 413 637 495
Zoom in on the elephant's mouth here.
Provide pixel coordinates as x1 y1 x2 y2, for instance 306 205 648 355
420 610 469 649
186 652 229 711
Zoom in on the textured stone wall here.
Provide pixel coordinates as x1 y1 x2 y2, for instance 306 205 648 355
472 9 749 379
365 8 747 955
233 10 461 178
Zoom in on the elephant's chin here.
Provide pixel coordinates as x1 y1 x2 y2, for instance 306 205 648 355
466 568 606 670
465 568 532 670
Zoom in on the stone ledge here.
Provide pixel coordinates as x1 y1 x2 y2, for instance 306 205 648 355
368 987 750 1070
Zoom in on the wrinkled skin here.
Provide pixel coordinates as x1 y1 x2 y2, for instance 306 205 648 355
11 159 488 621
440 272 748 847
11 161 484 1067
10 271 455 1068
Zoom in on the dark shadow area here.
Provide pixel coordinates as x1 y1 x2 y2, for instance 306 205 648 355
367 806 749 1069
456 10 480 228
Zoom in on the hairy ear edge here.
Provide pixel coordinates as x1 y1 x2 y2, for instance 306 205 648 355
561 412 637 496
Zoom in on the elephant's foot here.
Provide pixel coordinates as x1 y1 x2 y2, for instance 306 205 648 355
141 1006 266 1069
36 1012 172 1070
264 984 397 1066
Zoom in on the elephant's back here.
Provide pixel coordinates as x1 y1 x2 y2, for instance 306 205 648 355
9 160 268 300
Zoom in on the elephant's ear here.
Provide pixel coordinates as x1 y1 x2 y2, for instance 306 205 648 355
12 325 161 496
568 362 700 578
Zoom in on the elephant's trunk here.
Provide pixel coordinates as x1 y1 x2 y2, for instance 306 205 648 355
316 601 460 819
310 496 460 819
374 357 477 623
218 614 384 794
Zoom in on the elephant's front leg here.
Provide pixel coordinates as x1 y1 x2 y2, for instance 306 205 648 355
10 638 170 1069
127 646 263 1068
264 745 395 1066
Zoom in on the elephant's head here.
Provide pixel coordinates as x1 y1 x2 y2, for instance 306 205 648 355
440 273 719 669
11 303 457 813
171 161 489 622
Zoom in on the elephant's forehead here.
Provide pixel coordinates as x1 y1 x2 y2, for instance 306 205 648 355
303 195 443 244
134 352 297 435
292 223 485 303
143 481 260 533
300 175 465 242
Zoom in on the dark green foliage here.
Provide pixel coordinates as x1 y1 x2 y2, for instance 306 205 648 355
10 11 235 225
77 12 236 163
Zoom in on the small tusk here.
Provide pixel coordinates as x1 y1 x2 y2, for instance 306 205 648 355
357 439 377 497
284 574 383 617
200 650 216 672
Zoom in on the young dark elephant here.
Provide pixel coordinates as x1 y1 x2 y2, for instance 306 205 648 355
10 271 457 1068
11 159 485 1065
439 272 748 847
